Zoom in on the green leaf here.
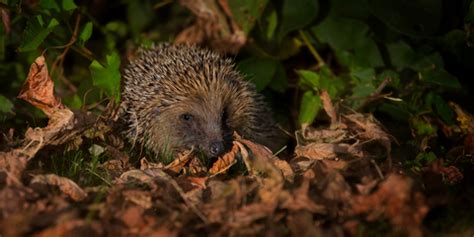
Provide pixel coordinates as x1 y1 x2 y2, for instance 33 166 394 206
39 0 60 11
265 10 278 40
426 93 455 124
78 22 93 47
297 70 320 88
89 52 121 103
378 103 410 122
19 17 59 52
421 69 461 90
312 17 369 51
280 0 318 38
228 0 269 34
298 90 321 126
369 0 442 37
127 0 154 36
0 95 14 114
353 38 384 67
269 62 288 93
237 57 277 91
411 117 437 136
62 0 77 10
387 41 417 69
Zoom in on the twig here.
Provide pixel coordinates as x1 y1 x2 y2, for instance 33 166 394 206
298 30 325 68
50 13 83 93
356 77 393 111
370 159 384 180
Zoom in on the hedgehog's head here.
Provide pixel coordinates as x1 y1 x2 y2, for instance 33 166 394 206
148 93 235 158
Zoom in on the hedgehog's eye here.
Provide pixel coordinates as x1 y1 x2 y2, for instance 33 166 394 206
180 113 193 121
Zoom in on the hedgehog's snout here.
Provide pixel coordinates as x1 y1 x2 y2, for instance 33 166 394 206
208 140 225 157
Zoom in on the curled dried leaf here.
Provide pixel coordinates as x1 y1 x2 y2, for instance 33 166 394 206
30 174 87 201
176 0 246 53
18 56 64 117
209 142 239 176
165 149 194 173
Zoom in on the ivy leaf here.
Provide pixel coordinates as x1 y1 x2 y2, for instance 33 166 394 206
425 93 455 124
19 17 59 52
62 0 77 11
421 68 461 90
269 63 288 93
228 0 269 34
40 0 77 11
0 94 13 114
89 52 121 103
237 57 277 91
298 90 321 126
78 22 93 47
297 70 320 88
279 0 318 38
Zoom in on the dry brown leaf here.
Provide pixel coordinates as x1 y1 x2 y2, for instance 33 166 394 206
302 127 347 143
30 174 87 201
320 90 338 127
209 142 239 176
118 206 145 228
424 159 463 184
321 171 352 203
123 190 153 209
176 0 246 53
165 149 194 173
140 157 164 170
185 156 208 175
281 170 327 214
1 8 10 35
350 174 428 237
344 114 393 155
0 150 28 186
272 159 295 183
236 138 284 204
295 143 360 160
187 176 208 189
18 56 64 117
34 219 103 237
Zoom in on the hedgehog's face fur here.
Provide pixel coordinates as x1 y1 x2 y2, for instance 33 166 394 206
122 44 279 159
149 96 234 157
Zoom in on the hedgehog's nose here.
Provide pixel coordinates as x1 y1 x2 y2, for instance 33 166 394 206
209 140 225 157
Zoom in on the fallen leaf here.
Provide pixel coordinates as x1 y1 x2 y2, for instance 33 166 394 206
0 150 28 186
209 142 239 176
18 56 64 117
281 170 327 214
1 9 10 35
30 174 87 201
123 190 153 209
320 90 338 128
165 149 194 173
34 219 103 237
295 143 359 160
350 174 428 237
176 0 246 53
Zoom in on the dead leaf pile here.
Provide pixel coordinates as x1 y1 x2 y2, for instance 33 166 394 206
0 58 439 237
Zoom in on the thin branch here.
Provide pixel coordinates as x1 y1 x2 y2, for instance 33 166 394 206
299 30 325 68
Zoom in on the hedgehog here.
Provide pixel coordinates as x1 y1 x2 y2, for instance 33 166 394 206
121 43 280 158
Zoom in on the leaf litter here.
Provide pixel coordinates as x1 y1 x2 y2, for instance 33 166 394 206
0 55 468 236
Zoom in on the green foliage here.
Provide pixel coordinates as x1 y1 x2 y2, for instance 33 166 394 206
298 90 321 126
279 0 318 38
0 95 14 114
237 57 279 91
89 52 121 103
0 0 470 156
228 0 269 34
19 16 59 52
